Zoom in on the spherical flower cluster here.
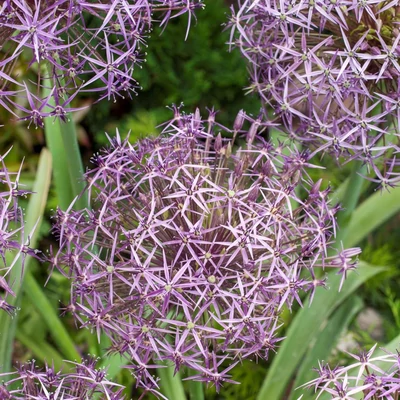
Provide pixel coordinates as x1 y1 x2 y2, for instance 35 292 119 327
229 0 400 187
0 358 125 399
300 344 400 399
0 149 37 316
52 107 360 393
0 0 203 127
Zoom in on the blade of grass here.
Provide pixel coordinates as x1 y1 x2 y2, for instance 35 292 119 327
291 296 363 400
0 148 52 372
256 262 384 400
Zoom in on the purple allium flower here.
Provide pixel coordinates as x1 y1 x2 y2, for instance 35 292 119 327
229 1 400 187
52 107 360 393
0 0 203 127
0 149 37 316
0 357 125 399
299 344 400 400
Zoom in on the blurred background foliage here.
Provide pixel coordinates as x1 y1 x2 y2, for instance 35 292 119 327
1 0 400 398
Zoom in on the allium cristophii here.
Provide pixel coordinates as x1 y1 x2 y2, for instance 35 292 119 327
0 358 125 399
299 344 400 400
52 107 361 393
230 0 400 187
0 149 37 316
0 0 203 127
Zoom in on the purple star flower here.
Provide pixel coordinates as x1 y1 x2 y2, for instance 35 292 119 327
0 357 125 399
0 0 204 126
229 0 400 187
52 107 360 392
300 344 400 400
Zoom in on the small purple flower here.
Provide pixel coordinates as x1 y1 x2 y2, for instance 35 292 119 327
229 1 400 187
300 344 400 400
0 0 204 126
52 107 360 392
0 357 125 399
0 149 37 316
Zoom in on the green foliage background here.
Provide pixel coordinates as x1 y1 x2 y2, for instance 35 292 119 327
84 0 260 147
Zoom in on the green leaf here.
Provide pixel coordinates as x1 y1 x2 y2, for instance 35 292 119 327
344 185 400 248
0 148 52 373
292 296 363 400
256 262 384 400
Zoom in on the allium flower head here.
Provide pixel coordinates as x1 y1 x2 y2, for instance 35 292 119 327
0 358 125 399
0 0 203 127
0 149 37 316
230 0 400 187
300 344 400 400
53 107 360 393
